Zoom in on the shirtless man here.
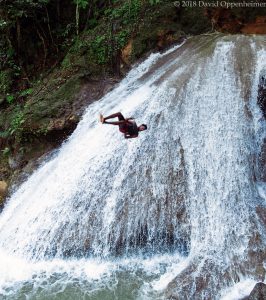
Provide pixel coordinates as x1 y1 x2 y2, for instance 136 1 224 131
100 112 147 139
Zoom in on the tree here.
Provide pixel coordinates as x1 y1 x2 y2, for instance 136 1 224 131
73 0 88 35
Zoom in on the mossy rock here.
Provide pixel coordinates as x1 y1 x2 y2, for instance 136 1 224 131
130 3 179 60
24 75 82 130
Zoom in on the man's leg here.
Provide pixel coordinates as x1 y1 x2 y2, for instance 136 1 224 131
103 112 126 125
104 112 124 121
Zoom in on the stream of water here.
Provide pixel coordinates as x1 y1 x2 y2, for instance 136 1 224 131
0 34 265 300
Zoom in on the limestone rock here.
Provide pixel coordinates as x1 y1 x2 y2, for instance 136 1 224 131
0 181 8 198
121 40 133 66
8 153 25 170
242 282 266 300
258 69 266 118
241 17 266 34
258 70 266 181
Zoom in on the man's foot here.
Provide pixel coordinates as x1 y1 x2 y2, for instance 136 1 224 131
99 114 104 123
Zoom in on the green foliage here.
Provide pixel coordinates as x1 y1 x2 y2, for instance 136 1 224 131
115 30 130 49
0 131 9 139
108 0 141 23
73 0 88 9
0 0 75 89
86 18 98 29
8 62 21 77
0 0 148 93
149 0 160 5
8 109 25 138
0 70 12 94
61 57 72 69
6 94 14 104
60 23 75 38
19 88 33 97
72 37 87 52
2 48 21 78
73 0 89 35
1 147 10 157
84 0 143 67
90 34 108 64
0 20 8 30
0 46 19 84
2 0 51 20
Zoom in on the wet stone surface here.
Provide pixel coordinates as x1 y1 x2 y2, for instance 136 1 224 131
242 282 266 300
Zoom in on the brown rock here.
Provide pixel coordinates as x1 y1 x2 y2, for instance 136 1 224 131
257 70 266 118
121 39 133 66
157 30 182 50
47 115 79 134
205 9 266 34
0 166 9 179
69 114 79 123
243 282 266 300
241 17 266 34
205 8 243 33
256 206 266 226
8 153 25 170
47 118 65 131
0 181 8 197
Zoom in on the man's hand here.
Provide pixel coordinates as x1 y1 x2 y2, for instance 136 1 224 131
124 133 138 139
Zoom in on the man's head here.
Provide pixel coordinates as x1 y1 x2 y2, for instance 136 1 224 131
138 124 147 131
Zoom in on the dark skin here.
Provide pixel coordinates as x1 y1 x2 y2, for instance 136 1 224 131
102 112 146 139
124 122 146 139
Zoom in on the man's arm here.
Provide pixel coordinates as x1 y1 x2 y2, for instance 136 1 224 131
125 118 136 125
104 120 126 125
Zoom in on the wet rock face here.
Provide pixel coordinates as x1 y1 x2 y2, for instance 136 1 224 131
258 70 266 181
0 76 120 206
0 181 8 196
0 180 8 209
258 139 266 182
205 9 266 34
243 282 266 300
258 70 266 118
241 17 266 34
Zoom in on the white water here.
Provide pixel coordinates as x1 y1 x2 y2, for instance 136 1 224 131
220 279 258 300
0 35 265 299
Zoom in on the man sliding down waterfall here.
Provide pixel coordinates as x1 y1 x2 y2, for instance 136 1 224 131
100 112 147 139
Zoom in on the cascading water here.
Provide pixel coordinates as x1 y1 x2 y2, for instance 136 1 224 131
0 35 265 300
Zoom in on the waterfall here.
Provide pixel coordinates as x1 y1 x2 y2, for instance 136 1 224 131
0 34 265 300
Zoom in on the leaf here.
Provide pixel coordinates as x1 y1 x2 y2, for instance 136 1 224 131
6 95 14 103
73 0 88 9
20 88 33 97
2 147 10 156
0 131 9 138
